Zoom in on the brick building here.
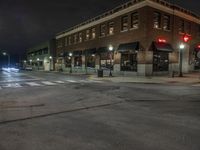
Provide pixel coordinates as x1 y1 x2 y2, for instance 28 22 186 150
55 0 200 76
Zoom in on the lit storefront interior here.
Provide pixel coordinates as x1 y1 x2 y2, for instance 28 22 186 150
118 42 139 72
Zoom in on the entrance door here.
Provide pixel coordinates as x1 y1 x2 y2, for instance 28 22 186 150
153 52 169 72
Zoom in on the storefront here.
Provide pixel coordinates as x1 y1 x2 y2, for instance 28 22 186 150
118 42 139 72
152 41 173 72
85 48 96 68
98 47 114 70
73 51 82 67
194 46 200 70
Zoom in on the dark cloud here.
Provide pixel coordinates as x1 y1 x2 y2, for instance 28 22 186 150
0 0 199 55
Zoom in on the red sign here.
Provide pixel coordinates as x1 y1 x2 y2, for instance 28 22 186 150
182 34 191 43
158 38 166 43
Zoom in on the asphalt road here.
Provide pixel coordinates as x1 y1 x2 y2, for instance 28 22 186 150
0 70 200 150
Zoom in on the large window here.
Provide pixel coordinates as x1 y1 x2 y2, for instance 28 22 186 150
121 53 137 72
92 28 96 39
74 34 78 44
179 19 184 33
86 29 90 41
131 12 139 29
65 56 72 68
57 40 63 48
79 33 82 43
74 56 82 67
108 22 114 35
65 37 68 46
68 36 72 45
163 15 170 31
185 22 191 35
100 52 114 70
121 15 128 31
153 12 161 29
86 55 95 68
153 52 169 72
100 24 106 37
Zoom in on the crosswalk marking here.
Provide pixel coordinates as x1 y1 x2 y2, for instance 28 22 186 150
66 80 77 83
41 81 57 86
25 82 42 86
54 81 65 84
0 79 103 90
192 84 200 87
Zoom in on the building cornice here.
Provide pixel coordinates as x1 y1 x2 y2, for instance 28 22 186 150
56 0 200 39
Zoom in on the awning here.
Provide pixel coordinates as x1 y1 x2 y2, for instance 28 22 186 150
84 48 96 55
153 42 173 52
117 42 139 52
73 50 82 56
97 47 109 53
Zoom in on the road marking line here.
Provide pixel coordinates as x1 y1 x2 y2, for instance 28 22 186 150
54 81 65 84
41 81 57 86
25 82 43 86
192 84 200 87
66 80 77 83
2 83 22 88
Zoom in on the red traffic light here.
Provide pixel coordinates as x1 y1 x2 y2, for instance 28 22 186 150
182 34 191 43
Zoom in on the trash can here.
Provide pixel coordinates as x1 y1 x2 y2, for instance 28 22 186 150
97 69 103 77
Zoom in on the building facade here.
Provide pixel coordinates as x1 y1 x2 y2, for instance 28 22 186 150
55 0 200 76
27 39 56 71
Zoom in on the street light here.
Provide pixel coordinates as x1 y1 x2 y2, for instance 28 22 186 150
179 44 185 77
108 45 114 77
2 52 10 67
69 52 73 73
49 56 52 71
37 58 40 70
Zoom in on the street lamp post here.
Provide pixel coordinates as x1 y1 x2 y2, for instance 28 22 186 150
37 58 40 70
179 44 185 77
69 53 73 73
49 56 52 71
108 45 114 77
2 52 10 67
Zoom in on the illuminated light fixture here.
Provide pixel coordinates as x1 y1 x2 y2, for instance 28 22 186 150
179 44 185 49
49 56 52 59
182 34 191 43
37 58 40 61
69 53 73 57
92 54 95 57
108 45 114 51
197 45 200 49
158 38 166 43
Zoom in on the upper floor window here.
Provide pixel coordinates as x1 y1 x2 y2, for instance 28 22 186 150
163 15 170 31
100 24 106 37
74 34 78 44
185 22 191 35
198 25 200 37
79 32 82 43
131 12 139 29
68 36 72 45
179 19 184 33
92 28 96 39
121 15 128 31
153 12 161 29
65 37 68 46
108 22 114 35
86 29 90 40
57 40 63 48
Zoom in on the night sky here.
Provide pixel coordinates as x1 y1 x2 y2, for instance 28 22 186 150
0 0 199 57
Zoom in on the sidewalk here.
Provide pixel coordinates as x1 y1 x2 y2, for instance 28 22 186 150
89 72 200 85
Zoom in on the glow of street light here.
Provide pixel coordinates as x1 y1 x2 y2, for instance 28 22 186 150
69 53 73 57
49 56 52 59
179 44 185 50
108 45 114 51
37 58 40 61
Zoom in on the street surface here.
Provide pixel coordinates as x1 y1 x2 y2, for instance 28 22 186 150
0 70 200 150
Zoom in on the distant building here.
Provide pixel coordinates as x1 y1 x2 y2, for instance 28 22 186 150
55 0 200 76
27 39 56 71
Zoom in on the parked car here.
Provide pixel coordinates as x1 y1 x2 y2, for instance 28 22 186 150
25 66 33 71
